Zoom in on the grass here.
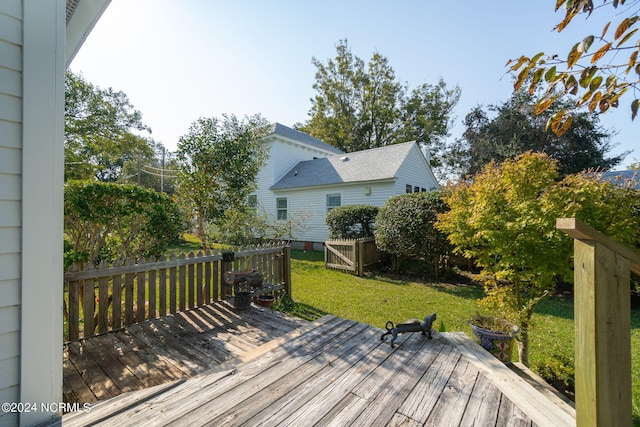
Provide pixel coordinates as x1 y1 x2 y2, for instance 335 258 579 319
286 249 640 421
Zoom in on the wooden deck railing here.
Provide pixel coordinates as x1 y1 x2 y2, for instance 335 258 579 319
557 218 639 427
63 243 291 342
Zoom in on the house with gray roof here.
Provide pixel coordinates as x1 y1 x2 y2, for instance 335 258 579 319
598 170 640 190
254 124 440 248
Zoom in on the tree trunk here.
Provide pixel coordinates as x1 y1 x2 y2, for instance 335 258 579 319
517 322 529 366
196 211 207 249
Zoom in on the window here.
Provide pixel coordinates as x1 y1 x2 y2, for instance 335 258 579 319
248 194 258 208
406 184 412 193
326 193 341 212
414 186 420 193
276 197 287 220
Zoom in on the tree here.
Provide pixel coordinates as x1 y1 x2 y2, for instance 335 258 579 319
452 89 626 178
65 71 153 181
64 180 185 266
302 40 460 167
436 152 640 365
175 114 270 248
507 0 640 135
374 192 452 277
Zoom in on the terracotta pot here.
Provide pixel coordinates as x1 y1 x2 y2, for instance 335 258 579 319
257 295 275 309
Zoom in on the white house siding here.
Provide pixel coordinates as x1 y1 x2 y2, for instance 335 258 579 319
255 136 343 232
394 144 440 194
276 180 397 244
0 1 23 424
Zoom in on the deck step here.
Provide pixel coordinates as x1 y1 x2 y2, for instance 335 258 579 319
440 332 576 427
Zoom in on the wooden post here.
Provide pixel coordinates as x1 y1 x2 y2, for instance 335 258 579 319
220 259 232 300
357 239 365 277
283 245 292 298
557 218 635 427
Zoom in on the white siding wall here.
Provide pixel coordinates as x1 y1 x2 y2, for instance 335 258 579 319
394 144 440 195
0 2 22 424
255 137 340 231
279 180 396 243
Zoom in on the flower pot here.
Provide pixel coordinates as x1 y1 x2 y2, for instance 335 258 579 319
469 321 519 362
257 294 275 309
233 291 252 310
246 271 264 288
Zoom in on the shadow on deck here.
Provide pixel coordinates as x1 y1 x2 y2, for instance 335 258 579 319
60 304 575 426
63 300 307 405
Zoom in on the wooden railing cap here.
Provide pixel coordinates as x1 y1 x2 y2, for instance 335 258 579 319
557 217 640 275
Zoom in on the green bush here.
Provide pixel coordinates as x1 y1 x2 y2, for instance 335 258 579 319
532 354 575 399
374 192 452 277
325 204 378 239
65 180 187 264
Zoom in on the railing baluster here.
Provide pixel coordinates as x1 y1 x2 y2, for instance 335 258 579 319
68 264 80 341
137 259 146 322
83 264 95 338
98 261 109 333
169 254 177 314
148 256 156 319
188 251 195 309
112 260 122 330
159 256 167 317
124 258 135 326
63 243 290 341
179 253 186 311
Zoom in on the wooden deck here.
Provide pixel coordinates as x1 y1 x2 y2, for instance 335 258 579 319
63 300 308 405
60 310 576 426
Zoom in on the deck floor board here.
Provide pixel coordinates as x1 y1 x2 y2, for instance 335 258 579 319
61 302 575 427
63 300 307 405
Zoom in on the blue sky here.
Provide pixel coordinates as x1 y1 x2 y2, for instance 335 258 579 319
71 1 637 166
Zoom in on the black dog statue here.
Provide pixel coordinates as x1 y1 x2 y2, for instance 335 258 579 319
381 313 437 348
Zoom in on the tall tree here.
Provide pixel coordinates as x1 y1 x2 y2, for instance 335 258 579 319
302 40 460 166
65 71 153 181
451 90 626 178
507 0 640 135
175 114 270 247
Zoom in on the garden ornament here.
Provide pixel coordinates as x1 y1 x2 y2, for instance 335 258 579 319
381 313 436 348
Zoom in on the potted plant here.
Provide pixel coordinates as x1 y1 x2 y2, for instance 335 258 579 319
257 294 275 309
469 313 519 362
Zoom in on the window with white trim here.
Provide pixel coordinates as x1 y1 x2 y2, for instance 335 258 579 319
276 197 287 220
326 193 341 213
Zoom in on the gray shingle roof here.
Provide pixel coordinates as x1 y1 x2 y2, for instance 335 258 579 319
270 141 418 190
270 123 344 155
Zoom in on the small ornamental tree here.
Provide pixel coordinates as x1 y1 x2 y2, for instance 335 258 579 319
374 192 452 277
325 204 379 239
436 151 640 365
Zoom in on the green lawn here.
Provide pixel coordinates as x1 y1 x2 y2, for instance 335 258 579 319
286 249 640 421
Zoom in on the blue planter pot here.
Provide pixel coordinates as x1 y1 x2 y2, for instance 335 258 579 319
469 321 519 362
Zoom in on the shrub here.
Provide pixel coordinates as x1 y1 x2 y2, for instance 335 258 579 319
374 192 451 276
533 354 575 400
65 180 186 264
436 151 640 365
325 204 379 239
